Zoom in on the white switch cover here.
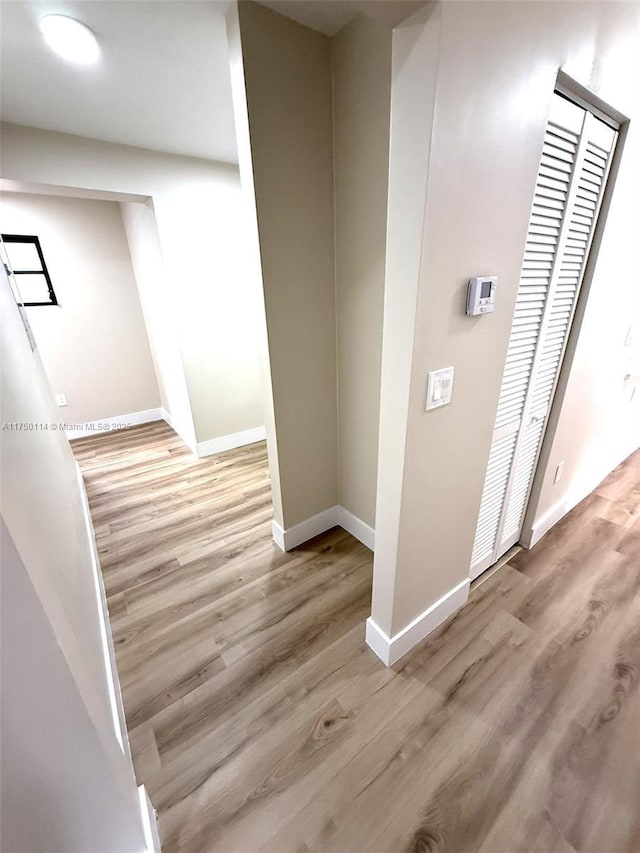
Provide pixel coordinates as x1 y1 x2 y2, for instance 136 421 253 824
55 393 68 407
426 367 454 411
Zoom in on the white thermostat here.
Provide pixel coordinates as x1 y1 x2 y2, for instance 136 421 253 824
466 275 497 316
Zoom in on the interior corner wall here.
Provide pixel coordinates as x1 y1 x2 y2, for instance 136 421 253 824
332 13 392 530
371 3 440 636
0 123 265 449
149 170 265 446
373 0 640 641
235 1 338 529
226 3 284 525
120 199 197 449
0 191 160 427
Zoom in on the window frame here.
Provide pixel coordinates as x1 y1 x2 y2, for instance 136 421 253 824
1 233 58 307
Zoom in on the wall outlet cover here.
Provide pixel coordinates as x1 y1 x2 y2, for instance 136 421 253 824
55 393 68 407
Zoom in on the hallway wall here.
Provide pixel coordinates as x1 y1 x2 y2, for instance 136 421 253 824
119 199 197 448
1 191 160 427
0 267 148 851
372 0 640 649
234 2 338 529
0 124 265 449
333 13 392 531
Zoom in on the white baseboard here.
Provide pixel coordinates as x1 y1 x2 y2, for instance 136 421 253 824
77 465 161 849
365 577 470 666
337 506 376 551
160 407 192 451
523 445 640 548
272 506 340 551
521 498 573 548
336 506 375 551
66 407 163 440
75 464 129 753
196 425 266 458
139 785 161 853
160 406 175 430
272 504 375 552
66 407 265 462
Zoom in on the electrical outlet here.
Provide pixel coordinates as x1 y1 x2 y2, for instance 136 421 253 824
624 326 634 347
55 393 68 407
554 461 564 485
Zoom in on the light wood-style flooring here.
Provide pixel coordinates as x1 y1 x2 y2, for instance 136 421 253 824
73 422 640 853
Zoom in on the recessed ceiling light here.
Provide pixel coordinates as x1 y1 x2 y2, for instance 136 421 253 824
39 15 100 65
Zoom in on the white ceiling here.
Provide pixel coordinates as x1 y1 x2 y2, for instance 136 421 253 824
0 1 239 163
258 0 425 37
259 0 365 35
0 1 424 164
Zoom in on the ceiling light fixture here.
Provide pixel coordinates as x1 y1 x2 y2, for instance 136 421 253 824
39 15 100 65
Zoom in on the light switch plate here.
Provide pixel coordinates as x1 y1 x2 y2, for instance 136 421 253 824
426 367 454 411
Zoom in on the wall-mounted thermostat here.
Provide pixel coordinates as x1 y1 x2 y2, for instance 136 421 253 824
466 275 497 316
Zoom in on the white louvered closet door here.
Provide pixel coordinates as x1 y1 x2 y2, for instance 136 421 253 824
470 93 618 580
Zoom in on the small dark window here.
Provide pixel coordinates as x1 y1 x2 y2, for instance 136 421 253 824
2 234 58 306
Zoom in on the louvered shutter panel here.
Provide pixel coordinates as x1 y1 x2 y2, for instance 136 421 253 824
499 418 546 545
471 95 618 579
470 431 518 569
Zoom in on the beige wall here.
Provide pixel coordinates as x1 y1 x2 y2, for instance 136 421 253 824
373 0 640 638
226 4 284 524
148 165 265 444
0 124 265 447
120 199 198 448
0 192 160 426
372 3 440 634
333 13 392 529
236 2 338 528
1 522 145 853
0 268 145 849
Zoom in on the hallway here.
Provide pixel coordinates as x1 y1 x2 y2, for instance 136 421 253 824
74 425 640 853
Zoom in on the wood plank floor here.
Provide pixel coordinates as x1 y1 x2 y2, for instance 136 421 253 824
73 423 640 853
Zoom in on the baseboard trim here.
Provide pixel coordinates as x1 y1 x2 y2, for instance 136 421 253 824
77 464 162 850
272 504 375 552
68 409 267 459
196 425 266 458
160 406 174 430
139 785 161 853
336 506 375 551
272 506 340 551
522 499 570 548
67 407 163 440
271 520 286 551
366 577 470 666
523 445 640 548
159 407 198 455
75 464 129 753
